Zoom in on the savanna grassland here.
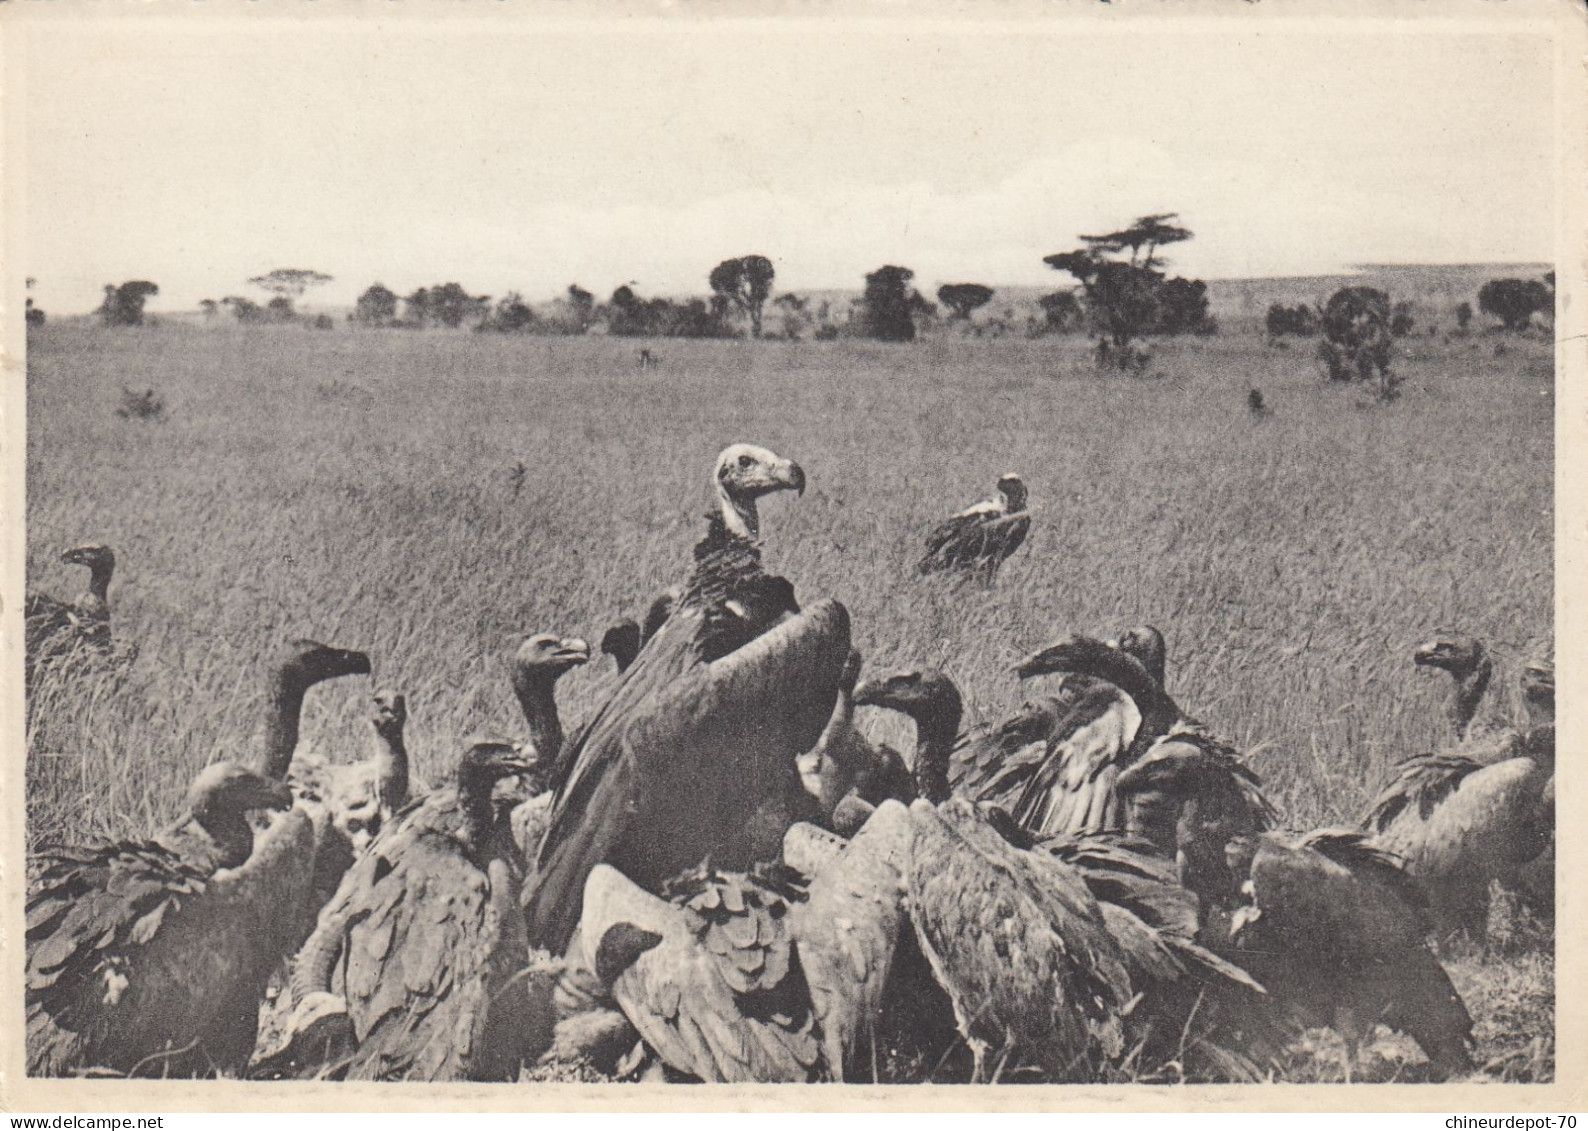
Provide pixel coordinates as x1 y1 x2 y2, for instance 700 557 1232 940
22 317 1556 1081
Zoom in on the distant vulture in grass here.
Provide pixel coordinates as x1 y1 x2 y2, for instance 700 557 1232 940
1413 634 1493 740
278 739 542 1081
27 763 313 1077
523 443 847 956
918 474 1031 579
25 544 127 681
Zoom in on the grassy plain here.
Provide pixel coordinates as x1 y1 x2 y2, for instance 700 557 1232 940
22 318 1555 1081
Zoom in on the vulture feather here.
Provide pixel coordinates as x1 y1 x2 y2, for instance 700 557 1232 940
918 474 1031 579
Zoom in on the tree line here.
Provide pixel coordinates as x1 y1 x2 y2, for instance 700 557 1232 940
67 217 1555 345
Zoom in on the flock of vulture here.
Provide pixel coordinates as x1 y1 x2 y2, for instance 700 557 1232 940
23 443 1554 1084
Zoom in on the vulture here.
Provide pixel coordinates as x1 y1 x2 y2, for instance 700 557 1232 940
527 598 851 955
1109 744 1470 1078
794 650 884 827
1413 635 1493 740
27 762 314 1077
1521 654 1554 726
1223 830 1474 1080
525 443 844 955
917 473 1031 579
1362 723 1554 942
25 544 127 681
850 668 1135 1081
949 628 1185 837
275 739 542 1081
249 639 375 915
319 689 414 855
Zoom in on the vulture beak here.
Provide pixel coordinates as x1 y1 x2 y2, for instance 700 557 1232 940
1412 642 1440 666
775 458 806 497
254 778 297 812
554 638 592 666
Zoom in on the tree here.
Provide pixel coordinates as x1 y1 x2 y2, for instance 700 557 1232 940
1078 212 1192 270
936 283 995 321
424 283 489 328
266 296 296 323
480 292 537 333
1156 277 1213 335
98 281 159 326
1037 290 1084 333
1319 286 1393 383
566 284 594 332
1478 278 1551 331
248 268 333 316
1455 301 1473 331
1390 300 1416 338
353 284 399 326
708 255 776 338
858 265 917 342
404 287 431 326
222 295 264 323
199 299 219 319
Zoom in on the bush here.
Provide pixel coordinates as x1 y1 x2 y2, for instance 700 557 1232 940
1478 278 1551 331
1266 302 1318 337
115 387 166 422
313 314 334 331
1320 286 1393 383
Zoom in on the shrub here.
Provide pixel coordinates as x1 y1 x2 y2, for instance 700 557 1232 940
116 386 166 422
1478 278 1551 332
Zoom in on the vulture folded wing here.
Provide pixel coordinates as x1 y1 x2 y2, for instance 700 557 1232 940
904 799 1131 1079
581 864 821 1083
527 600 853 955
1005 683 1144 837
338 830 519 1081
1362 753 1487 835
785 803 912 1080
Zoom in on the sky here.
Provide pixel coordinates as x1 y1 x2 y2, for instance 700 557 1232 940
8 11 1562 314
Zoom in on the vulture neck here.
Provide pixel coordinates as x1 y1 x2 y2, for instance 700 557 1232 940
902 693 962 805
372 726 410 812
1451 656 1492 737
513 671 566 766
457 770 505 854
189 799 254 869
258 669 310 781
716 484 760 542
84 560 113 604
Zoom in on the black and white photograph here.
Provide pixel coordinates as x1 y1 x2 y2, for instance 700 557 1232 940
3 0 1583 1108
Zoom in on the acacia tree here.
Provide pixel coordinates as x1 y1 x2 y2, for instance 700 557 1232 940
936 283 995 321
98 281 160 326
1044 214 1194 347
708 255 775 338
859 265 917 342
248 268 333 316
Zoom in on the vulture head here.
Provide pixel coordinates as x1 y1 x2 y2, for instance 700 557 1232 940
1412 635 1486 678
277 639 373 692
188 760 296 819
599 620 642 673
713 443 806 540
61 543 116 598
456 738 540 840
996 473 1028 513
186 761 296 866
1521 656 1554 724
853 668 964 728
1108 625 1168 688
515 633 592 678
371 689 407 742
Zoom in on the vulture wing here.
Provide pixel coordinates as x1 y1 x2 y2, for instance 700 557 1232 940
26 810 315 1078
904 799 1131 1080
580 864 821 1082
783 804 912 1081
527 599 852 955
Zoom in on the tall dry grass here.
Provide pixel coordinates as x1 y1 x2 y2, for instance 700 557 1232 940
22 321 1554 1078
